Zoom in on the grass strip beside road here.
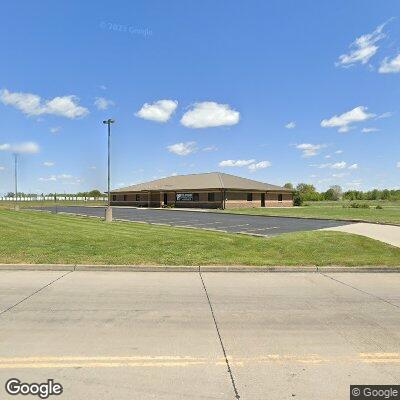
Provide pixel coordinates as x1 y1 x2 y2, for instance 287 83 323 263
0 209 399 266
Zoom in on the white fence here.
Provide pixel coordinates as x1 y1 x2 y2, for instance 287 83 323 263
0 196 108 202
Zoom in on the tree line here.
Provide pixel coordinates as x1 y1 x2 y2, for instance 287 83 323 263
283 183 400 205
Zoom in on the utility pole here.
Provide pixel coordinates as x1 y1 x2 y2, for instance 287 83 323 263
14 153 19 211
103 119 115 222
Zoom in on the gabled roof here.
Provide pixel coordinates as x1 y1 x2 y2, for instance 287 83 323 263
112 172 292 192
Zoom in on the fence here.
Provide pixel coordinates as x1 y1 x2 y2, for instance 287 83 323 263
0 196 108 202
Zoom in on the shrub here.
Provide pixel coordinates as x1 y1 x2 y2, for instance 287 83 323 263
376 205 383 210
344 202 370 209
293 192 303 206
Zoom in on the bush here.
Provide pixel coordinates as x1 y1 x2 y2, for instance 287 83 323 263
376 205 383 210
343 202 370 209
293 192 303 206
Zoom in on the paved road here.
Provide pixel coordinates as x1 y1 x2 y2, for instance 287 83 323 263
33 206 352 236
0 270 399 399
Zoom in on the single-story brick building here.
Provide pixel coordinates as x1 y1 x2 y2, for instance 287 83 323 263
111 172 293 209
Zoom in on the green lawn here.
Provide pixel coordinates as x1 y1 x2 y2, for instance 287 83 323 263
222 201 400 225
0 209 399 266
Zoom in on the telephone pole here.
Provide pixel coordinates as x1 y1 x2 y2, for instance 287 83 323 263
103 119 115 222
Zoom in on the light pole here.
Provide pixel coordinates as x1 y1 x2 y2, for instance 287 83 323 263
103 118 115 222
13 153 19 211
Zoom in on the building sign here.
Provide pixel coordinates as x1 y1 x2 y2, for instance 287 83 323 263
176 193 193 201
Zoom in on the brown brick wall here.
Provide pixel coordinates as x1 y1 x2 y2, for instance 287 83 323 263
111 190 293 208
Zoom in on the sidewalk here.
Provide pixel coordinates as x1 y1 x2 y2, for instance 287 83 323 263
323 222 400 248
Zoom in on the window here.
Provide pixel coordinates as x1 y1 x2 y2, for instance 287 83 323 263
278 194 283 202
123 195 127 201
112 195 116 201
193 193 199 202
135 194 140 201
208 192 215 202
247 193 253 202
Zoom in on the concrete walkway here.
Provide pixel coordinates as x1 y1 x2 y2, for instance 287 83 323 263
323 222 400 248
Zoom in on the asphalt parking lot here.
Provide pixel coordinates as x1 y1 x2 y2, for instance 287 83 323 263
33 206 352 236
0 270 399 399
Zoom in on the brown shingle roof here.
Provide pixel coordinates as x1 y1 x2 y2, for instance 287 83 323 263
112 172 292 192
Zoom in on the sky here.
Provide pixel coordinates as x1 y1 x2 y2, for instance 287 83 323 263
0 0 399 195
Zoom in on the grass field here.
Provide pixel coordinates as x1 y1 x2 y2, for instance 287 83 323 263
0 209 399 266
223 200 400 225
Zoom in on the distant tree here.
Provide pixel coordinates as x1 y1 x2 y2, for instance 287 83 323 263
6 192 14 198
283 182 294 190
296 183 316 194
324 185 342 201
88 189 102 198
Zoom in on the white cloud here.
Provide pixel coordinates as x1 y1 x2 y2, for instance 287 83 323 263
311 161 358 171
362 127 380 133
38 174 82 184
285 121 296 129
331 161 347 169
135 100 178 122
335 150 343 154
89 166 97 170
379 54 400 73
50 126 61 134
332 173 348 178
181 102 240 128
167 141 197 156
94 97 114 110
376 111 393 119
295 143 327 157
248 161 271 171
202 145 218 152
99 85 107 90
0 89 89 119
0 142 40 154
336 22 386 67
219 159 255 167
0 166 5 171
396 162 400 168
219 159 271 171
38 176 57 182
43 161 55 167
325 155 331 159
321 106 375 132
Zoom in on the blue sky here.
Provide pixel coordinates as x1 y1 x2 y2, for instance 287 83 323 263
0 0 399 195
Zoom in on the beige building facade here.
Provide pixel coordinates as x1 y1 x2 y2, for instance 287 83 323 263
111 172 293 209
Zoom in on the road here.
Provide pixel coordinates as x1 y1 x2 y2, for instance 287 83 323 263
0 270 399 399
32 206 352 236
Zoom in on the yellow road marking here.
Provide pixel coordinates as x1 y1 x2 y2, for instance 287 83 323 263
0 353 398 369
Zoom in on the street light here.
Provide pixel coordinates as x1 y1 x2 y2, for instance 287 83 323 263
13 153 19 211
103 118 115 222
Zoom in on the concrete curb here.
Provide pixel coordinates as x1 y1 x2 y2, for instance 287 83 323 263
0 264 399 273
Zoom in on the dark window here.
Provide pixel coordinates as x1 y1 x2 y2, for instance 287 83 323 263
208 192 215 202
112 195 116 201
278 194 283 202
123 195 127 201
135 194 140 201
193 193 199 202
247 193 253 201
